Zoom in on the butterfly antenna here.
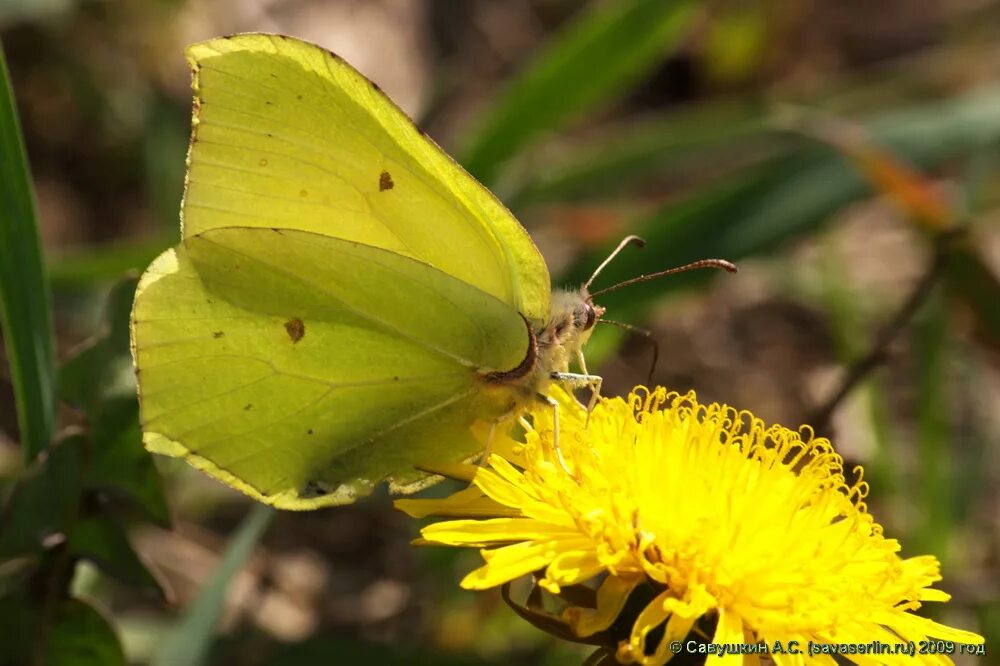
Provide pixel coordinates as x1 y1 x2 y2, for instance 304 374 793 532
589 259 737 299
584 235 646 291
598 319 659 385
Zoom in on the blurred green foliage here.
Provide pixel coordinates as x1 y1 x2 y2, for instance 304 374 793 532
0 45 55 461
1 0 998 664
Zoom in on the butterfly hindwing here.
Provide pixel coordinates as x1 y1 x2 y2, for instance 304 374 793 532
131 227 529 508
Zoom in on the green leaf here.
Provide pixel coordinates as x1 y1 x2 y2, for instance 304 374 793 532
67 512 166 600
0 593 35 666
86 396 170 526
0 595 126 666
151 504 274 666
460 0 698 185
0 433 83 559
45 598 126 666
0 426 167 598
60 277 139 413
59 277 170 525
0 41 56 461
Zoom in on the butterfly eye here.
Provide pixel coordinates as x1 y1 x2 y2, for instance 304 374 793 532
579 303 597 331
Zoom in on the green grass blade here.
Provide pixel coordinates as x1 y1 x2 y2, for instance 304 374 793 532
944 245 1000 353
48 234 176 290
508 101 774 207
914 292 951 563
0 42 56 461
460 0 698 185
150 504 275 666
560 85 1000 314
0 595 127 666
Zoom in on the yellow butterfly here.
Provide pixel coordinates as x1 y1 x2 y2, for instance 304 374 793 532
130 34 733 509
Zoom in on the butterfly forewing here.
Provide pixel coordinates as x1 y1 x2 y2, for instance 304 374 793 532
184 34 549 323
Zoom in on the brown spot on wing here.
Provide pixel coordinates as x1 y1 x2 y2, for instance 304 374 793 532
379 170 394 191
213 331 224 339
284 317 305 343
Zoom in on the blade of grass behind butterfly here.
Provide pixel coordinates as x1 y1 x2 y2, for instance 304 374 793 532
792 101 1000 357
943 139 1000 354
913 292 952 567
0 0 73 23
798 117 990 570
558 85 1000 317
507 100 781 208
459 0 700 187
940 144 999 583
0 41 56 461
505 39 1000 211
150 504 274 666
47 233 176 291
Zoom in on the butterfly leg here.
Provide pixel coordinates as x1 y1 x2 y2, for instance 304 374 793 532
578 349 605 424
534 392 577 478
551 370 603 427
478 421 498 469
585 375 603 427
465 421 497 489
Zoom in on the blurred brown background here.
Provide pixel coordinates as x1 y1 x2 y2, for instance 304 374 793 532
1 1 998 664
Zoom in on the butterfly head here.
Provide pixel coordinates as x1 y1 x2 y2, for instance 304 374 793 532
572 287 604 332
542 288 604 365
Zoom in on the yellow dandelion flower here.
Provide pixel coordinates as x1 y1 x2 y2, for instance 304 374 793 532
396 385 984 665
